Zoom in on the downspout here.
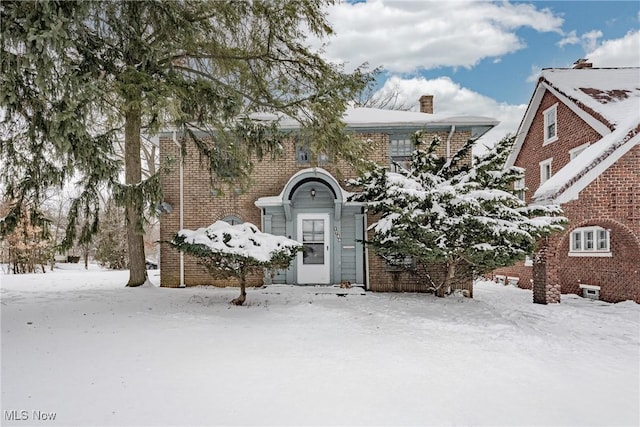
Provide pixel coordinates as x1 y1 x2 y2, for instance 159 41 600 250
364 208 370 291
446 125 455 161
173 130 185 288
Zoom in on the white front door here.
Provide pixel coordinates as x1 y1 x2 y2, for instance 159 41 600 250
297 213 330 284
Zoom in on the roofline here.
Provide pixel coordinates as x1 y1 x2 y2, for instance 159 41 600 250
158 118 499 138
533 124 640 204
505 77 613 168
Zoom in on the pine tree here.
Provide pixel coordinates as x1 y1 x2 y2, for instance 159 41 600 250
94 200 128 270
1 0 372 287
171 221 302 305
350 134 567 296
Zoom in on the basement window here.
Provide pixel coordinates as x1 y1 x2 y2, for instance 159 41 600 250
222 215 243 225
507 276 520 286
569 226 611 257
579 284 601 300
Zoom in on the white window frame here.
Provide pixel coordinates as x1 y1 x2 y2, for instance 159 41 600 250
569 226 612 257
514 177 526 201
543 104 558 144
569 143 590 161
539 158 552 184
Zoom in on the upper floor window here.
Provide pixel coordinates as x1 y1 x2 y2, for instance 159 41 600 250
539 158 552 184
570 226 611 257
514 178 526 201
543 104 558 144
390 135 413 172
296 142 328 165
569 143 590 161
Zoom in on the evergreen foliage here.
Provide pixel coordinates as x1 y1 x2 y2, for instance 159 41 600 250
350 134 567 295
1 0 372 286
0 201 53 274
171 221 302 305
94 200 128 270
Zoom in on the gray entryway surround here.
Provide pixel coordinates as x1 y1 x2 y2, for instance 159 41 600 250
255 168 366 286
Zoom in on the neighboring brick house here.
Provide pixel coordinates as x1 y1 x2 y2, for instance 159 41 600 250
158 97 498 291
493 65 640 303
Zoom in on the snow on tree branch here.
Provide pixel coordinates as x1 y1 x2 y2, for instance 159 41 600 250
349 134 567 295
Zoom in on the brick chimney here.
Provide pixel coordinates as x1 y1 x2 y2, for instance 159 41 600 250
419 95 434 114
573 58 593 69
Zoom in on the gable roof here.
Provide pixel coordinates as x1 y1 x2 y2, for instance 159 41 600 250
505 67 640 204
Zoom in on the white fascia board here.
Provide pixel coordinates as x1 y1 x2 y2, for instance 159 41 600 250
505 84 545 168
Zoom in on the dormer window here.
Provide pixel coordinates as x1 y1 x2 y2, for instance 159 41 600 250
543 104 558 144
539 158 552 184
569 143 590 160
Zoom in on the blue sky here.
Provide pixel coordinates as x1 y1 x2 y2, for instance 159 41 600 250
314 0 640 145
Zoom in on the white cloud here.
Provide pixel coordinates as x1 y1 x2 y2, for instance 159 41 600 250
557 30 579 48
581 30 603 52
319 0 564 73
371 76 527 152
586 30 640 67
526 65 543 83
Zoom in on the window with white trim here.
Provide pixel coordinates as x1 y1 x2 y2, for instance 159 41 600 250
570 226 611 256
543 104 558 144
569 143 590 160
539 158 552 184
390 134 413 172
514 178 526 201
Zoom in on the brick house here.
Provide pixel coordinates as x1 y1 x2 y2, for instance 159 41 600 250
158 97 498 291
493 65 640 303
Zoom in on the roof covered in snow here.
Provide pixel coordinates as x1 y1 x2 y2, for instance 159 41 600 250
506 67 640 204
250 107 498 130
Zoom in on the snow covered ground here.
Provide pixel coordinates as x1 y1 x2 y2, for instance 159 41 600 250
1 264 638 426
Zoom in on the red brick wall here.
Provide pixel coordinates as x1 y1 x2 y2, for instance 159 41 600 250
499 89 640 303
515 91 603 204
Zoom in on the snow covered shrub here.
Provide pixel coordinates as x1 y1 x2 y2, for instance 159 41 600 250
171 221 302 305
350 134 567 296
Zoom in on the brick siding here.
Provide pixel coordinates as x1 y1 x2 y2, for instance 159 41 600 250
160 128 472 292
497 90 640 303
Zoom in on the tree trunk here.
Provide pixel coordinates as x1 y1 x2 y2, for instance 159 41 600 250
232 274 247 306
124 108 148 287
436 262 456 297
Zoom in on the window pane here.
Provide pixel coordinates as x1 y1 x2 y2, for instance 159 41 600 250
572 232 581 251
598 230 608 250
547 123 556 139
302 243 324 264
585 231 594 250
297 146 310 162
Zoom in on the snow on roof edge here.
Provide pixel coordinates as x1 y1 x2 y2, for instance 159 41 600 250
534 123 640 204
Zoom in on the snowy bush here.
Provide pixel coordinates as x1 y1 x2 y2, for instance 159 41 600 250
350 134 567 296
171 221 302 305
